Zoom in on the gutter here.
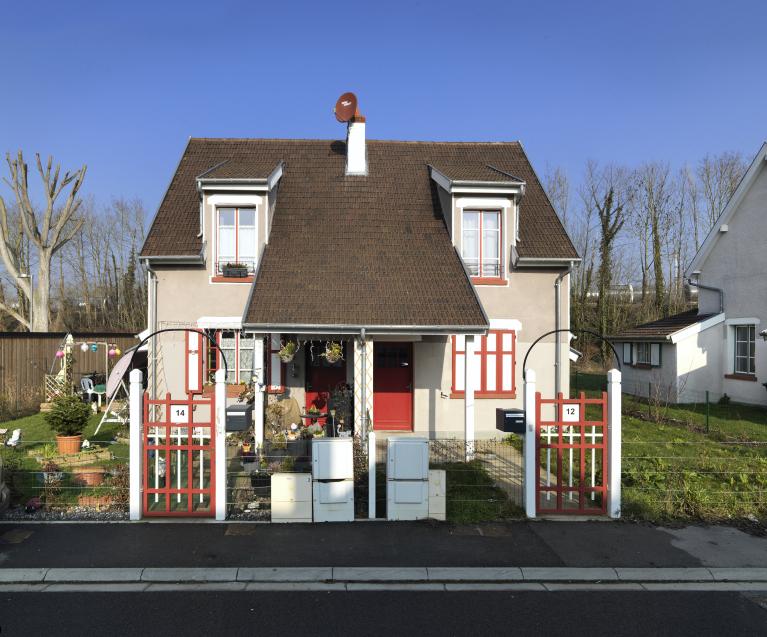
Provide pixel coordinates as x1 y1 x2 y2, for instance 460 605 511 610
239 323 489 336
686 277 724 314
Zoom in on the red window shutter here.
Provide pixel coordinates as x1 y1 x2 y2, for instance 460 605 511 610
451 330 516 398
185 330 204 394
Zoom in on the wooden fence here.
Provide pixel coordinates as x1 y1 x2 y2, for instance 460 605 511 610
0 331 139 417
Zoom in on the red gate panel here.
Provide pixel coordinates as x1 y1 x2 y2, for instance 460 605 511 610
536 391 608 515
143 392 215 517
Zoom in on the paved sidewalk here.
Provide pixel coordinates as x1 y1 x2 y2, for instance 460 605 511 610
2 520 766 570
2 565 767 593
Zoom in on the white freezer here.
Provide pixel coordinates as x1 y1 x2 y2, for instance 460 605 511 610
387 480 429 520
312 437 354 481
387 437 429 482
312 480 354 522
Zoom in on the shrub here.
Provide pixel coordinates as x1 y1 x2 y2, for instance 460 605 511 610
44 395 91 436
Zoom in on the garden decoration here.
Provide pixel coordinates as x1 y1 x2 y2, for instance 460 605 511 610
322 341 343 364
278 340 298 363
44 394 91 454
90 343 98 352
80 342 89 352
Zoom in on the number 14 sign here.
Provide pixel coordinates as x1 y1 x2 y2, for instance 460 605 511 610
561 404 580 423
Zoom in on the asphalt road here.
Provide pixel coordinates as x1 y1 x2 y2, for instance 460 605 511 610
0 521 702 568
0 591 765 636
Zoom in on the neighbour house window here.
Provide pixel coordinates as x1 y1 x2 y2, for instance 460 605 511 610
451 330 516 397
734 325 756 375
636 342 652 365
630 342 661 367
622 343 632 365
216 207 257 275
462 210 502 280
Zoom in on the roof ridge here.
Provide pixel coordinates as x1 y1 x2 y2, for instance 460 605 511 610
188 137 522 145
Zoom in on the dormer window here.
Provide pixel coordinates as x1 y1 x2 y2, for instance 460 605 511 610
216 207 256 276
462 210 502 281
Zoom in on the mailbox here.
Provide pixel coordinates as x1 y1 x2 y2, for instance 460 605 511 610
496 408 525 433
226 403 253 432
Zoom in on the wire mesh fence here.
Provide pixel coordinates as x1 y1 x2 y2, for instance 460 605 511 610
227 435 525 522
0 438 129 519
622 438 767 521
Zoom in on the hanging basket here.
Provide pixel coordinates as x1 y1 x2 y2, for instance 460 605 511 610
278 341 297 363
323 342 343 364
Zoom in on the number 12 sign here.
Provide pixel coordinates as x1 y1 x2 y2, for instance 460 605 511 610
562 404 580 423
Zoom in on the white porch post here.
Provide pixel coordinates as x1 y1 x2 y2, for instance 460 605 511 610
129 368 143 521
464 334 477 461
368 430 377 519
607 368 622 519
524 369 537 518
214 369 227 521
253 336 265 448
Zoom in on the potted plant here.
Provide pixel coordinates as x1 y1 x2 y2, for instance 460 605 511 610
73 465 106 487
44 395 91 454
322 341 343 364
222 262 249 278
278 340 298 363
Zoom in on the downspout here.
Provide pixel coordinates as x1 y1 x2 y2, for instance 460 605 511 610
149 268 158 399
554 262 574 396
686 277 724 314
360 327 367 441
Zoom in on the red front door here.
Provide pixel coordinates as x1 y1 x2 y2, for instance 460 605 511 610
373 342 413 431
305 343 347 426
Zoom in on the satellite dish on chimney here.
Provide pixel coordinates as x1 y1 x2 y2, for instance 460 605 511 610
334 92 358 122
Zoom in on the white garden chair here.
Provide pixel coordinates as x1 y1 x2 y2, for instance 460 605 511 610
80 377 105 410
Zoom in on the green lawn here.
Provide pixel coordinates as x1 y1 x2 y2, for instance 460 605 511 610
0 410 128 508
572 371 767 523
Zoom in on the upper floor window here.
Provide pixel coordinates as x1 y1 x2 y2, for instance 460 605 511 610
216 207 256 275
462 210 502 282
734 325 755 375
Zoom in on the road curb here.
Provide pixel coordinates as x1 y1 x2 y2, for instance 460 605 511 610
2 566 767 587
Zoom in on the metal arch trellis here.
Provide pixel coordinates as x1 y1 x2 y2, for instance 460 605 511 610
521 328 621 380
131 327 230 380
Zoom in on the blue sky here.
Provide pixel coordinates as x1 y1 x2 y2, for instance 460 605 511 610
1 0 765 212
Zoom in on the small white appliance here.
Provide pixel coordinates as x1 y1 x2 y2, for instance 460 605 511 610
271 473 312 523
312 437 354 522
386 437 429 520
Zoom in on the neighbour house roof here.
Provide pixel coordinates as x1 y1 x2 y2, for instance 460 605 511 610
197 157 280 181
685 141 767 277
141 138 577 330
430 162 525 184
610 309 719 341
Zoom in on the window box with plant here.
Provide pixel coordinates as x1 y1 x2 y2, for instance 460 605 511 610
222 262 250 278
44 395 91 455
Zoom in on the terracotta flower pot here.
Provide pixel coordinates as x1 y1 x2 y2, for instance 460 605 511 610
56 435 82 455
73 466 106 487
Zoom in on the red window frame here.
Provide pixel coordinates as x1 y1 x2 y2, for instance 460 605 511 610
462 210 504 285
213 207 256 282
451 330 516 398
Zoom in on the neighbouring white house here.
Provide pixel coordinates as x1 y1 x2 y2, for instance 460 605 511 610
614 141 767 406
139 100 580 441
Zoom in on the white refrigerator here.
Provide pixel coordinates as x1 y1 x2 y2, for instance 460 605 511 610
312 437 354 522
386 437 430 520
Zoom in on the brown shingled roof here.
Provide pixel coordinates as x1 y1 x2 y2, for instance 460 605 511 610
611 309 716 341
141 138 577 328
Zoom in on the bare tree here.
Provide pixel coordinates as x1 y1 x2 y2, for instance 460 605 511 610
544 165 571 230
582 161 633 361
0 152 87 331
637 162 673 314
697 151 747 229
